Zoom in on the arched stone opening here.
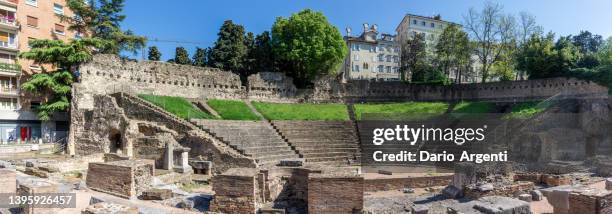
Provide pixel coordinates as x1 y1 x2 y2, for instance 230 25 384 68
108 130 123 154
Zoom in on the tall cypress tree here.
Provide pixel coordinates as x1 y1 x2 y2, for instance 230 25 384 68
148 46 161 61
174 47 191 65
208 20 248 75
252 31 275 73
192 47 207 67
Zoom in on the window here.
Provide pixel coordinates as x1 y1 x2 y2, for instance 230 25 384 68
363 63 369 70
421 21 426 26
386 66 391 73
353 54 359 61
25 0 36 6
412 20 417 25
54 24 65 35
352 44 360 51
378 54 384 62
53 4 64 15
377 65 384 72
431 23 435 28
26 16 38 28
352 64 360 72
386 55 391 62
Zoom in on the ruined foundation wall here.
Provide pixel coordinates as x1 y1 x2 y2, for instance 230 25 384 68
85 160 154 198
78 55 608 104
307 175 364 214
364 175 453 192
210 168 260 214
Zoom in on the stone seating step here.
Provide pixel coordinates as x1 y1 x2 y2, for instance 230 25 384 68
286 138 359 143
297 148 359 154
231 142 289 149
290 142 360 148
300 152 352 158
305 156 352 162
248 150 296 158
256 154 300 163
243 146 296 154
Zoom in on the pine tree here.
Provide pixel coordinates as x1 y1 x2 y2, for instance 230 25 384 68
192 47 207 67
61 0 146 54
148 46 161 61
252 31 275 73
209 20 248 74
174 47 192 65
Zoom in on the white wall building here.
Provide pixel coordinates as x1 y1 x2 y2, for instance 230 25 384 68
341 23 400 81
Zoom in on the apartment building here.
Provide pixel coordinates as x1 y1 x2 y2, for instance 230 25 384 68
341 23 400 81
395 14 476 82
0 0 77 143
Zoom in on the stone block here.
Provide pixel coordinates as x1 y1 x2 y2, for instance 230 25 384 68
547 189 571 213
473 196 531 214
278 158 303 167
210 168 259 214
442 185 462 199
606 178 612 190
530 190 543 201
308 173 364 214
477 183 494 192
140 189 173 200
18 180 59 214
377 170 392 175
86 160 154 198
81 202 138 214
518 193 532 202
0 169 16 193
411 204 429 214
24 167 49 178
542 174 571 186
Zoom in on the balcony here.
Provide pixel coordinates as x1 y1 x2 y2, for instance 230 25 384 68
0 86 18 96
0 17 17 30
0 0 17 8
0 62 19 75
0 40 17 51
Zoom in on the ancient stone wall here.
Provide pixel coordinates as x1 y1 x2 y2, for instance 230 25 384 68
77 55 608 105
78 54 243 101
364 175 453 192
210 168 260 214
85 160 154 199
307 174 364 213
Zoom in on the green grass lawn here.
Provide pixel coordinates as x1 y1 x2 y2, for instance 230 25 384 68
207 99 260 120
353 102 449 120
138 94 213 120
505 101 547 119
452 101 496 114
252 102 349 121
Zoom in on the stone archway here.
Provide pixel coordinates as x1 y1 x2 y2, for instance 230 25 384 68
108 130 123 154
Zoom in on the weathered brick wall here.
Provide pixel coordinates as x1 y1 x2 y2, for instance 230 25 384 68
85 160 153 198
265 168 314 202
568 190 612 214
210 168 259 214
364 175 453 192
308 175 364 214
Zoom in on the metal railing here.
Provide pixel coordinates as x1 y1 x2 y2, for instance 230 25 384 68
0 17 16 26
0 41 17 49
0 62 20 73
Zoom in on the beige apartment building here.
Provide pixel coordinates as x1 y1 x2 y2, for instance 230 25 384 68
0 0 78 143
341 23 400 81
395 14 481 83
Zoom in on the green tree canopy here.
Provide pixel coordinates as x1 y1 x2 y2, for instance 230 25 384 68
517 33 580 79
271 9 347 86
435 24 471 82
174 47 192 65
209 20 248 75
400 33 427 81
19 39 110 120
147 46 161 61
251 31 275 73
598 37 612 65
61 0 146 54
192 47 207 67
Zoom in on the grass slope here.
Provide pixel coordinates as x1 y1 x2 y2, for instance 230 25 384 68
452 101 496 114
252 102 349 121
506 101 546 119
207 99 260 120
138 94 213 120
353 102 449 120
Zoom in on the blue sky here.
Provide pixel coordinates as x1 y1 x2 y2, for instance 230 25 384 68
121 0 612 60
